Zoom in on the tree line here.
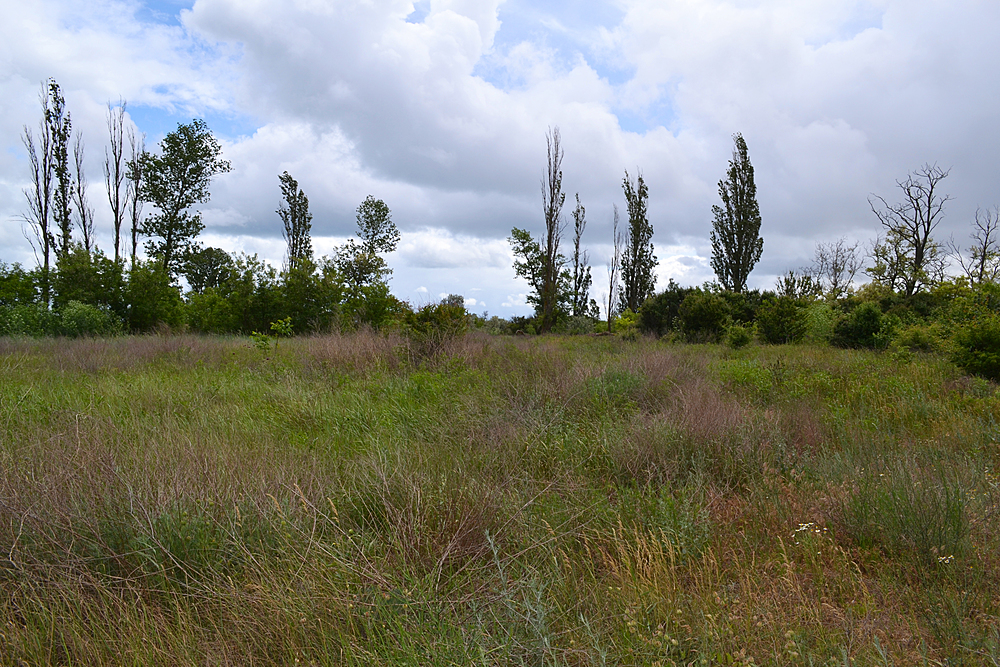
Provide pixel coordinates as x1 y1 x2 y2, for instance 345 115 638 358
3 79 426 338
4 81 1000 382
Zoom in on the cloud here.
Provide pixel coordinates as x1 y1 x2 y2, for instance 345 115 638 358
2 0 999 308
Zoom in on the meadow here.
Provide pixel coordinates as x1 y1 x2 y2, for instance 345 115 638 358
1 332 998 665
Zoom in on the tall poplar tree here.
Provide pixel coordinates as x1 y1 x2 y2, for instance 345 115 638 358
620 170 656 312
47 81 74 260
277 171 313 271
20 81 57 304
570 194 595 318
710 133 763 293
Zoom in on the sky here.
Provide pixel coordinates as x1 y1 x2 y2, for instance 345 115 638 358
2 0 999 316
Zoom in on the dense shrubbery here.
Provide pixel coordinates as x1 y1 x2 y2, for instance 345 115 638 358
831 301 886 349
756 295 807 344
678 290 731 342
951 313 1000 381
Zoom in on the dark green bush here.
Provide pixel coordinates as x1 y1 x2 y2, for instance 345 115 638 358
756 296 806 344
678 291 730 342
952 314 1000 381
832 301 885 349
638 280 692 336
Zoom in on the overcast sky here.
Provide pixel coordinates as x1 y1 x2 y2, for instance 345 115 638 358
2 0 998 315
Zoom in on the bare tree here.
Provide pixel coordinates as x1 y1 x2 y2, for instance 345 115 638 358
126 127 145 271
606 204 623 333
867 164 951 297
539 126 566 333
949 206 1000 285
809 237 862 298
73 133 95 254
20 83 56 304
104 99 128 264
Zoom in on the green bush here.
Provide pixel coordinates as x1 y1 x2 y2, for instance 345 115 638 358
638 280 692 336
726 322 754 349
755 296 806 344
186 288 238 333
60 301 120 337
832 301 885 349
125 262 186 332
803 301 836 344
678 290 730 342
893 323 946 354
613 308 640 341
0 304 60 336
560 315 598 335
952 313 1000 381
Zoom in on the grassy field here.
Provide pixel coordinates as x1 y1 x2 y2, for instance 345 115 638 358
1 332 998 665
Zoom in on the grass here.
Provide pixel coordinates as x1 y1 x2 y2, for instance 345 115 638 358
1 332 999 665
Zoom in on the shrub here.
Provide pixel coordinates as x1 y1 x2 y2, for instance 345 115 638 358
186 288 238 333
560 315 598 335
893 323 946 354
952 313 1000 381
831 301 884 349
803 301 836 344
59 301 120 337
613 308 640 341
726 322 754 349
678 291 730 342
404 299 469 357
755 296 806 344
0 304 60 336
638 280 692 336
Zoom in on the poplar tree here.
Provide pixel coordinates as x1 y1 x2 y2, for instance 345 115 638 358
620 170 656 311
569 194 596 318
104 100 128 265
47 81 74 260
277 171 313 271
20 81 56 304
710 133 763 293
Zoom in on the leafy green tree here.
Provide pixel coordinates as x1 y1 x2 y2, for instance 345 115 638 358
140 120 231 277
183 246 235 294
278 171 313 271
53 245 124 315
711 133 763 293
124 260 186 332
509 227 570 324
281 258 341 333
620 170 656 311
335 196 401 328
0 262 38 306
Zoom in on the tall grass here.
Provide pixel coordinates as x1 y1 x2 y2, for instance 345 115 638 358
1 333 998 664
